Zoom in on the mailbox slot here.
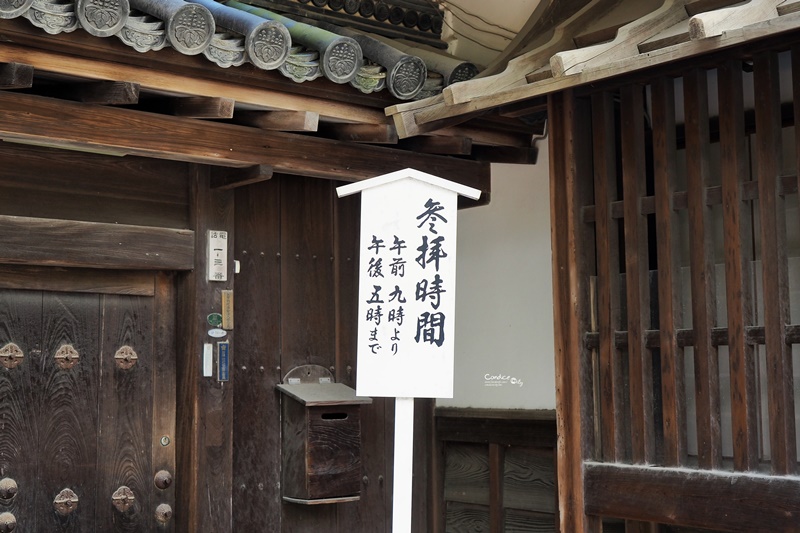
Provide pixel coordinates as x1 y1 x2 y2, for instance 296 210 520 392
277 371 372 505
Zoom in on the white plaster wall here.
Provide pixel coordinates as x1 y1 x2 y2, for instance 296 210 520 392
440 143 556 409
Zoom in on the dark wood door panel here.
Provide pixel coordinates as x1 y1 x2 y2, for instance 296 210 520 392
97 293 155 531
0 289 42 530
37 292 101 532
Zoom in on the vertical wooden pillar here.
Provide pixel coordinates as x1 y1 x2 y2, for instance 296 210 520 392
176 165 235 532
684 68 722 470
549 90 598 533
754 52 797 475
718 60 758 472
651 76 687 468
620 84 655 466
591 91 626 464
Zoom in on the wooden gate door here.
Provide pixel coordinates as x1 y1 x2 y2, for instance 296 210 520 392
0 270 176 532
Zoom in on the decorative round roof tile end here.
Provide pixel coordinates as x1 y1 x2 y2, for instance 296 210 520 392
166 3 215 55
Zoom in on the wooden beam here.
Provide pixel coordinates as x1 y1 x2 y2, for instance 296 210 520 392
550 0 690 77
144 96 236 119
0 38 387 125
389 2 800 137
35 81 140 105
689 0 781 39
233 110 319 132
0 90 489 191
0 265 155 296
469 145 538 164
398 136 472 155
584 462 800 531
210 164 273 190
320 123 399 144
0 62 33 89
442 0 619 105
0 215 194 270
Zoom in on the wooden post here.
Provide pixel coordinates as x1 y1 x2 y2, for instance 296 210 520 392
392 397 415 533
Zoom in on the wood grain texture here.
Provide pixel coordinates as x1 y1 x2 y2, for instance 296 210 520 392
0 89 490 190
753 52 796 475
591 91 626 463
151 273 177 533
0 143 190 229
683 68 722 471
232 178 283 532
620 84 655 465
718 60 758 472
445 501 490 533
651 76 688 467
96 294 154 531
279 176 337 531
548 91 598 532
0 215 194 271
0 289 41 531
175 167 235 532
503 447 556 515
0 266 155 296
584 462 800 531
504 508 559 532
443 443 490 505
37 292 101 532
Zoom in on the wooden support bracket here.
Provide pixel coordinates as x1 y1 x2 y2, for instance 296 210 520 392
233 110 319 132
144 96 236 119
0 62 33 90
689 0 781 40
37 81 140 105
320 123 399 144
210 164 273 190
551 0 692 77
398 135 473 155
442 0 620 106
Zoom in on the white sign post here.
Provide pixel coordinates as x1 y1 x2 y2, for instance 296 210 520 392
337 168 480 532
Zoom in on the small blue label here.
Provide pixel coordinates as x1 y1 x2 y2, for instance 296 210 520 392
218 341 229 382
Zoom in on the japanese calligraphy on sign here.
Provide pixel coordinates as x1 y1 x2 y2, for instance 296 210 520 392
337 169 480 398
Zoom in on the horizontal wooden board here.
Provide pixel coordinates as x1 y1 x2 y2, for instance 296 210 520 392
584 462 800 531
0 266 155 295
0 91 490 192
0 215 194 270
437 412 557 448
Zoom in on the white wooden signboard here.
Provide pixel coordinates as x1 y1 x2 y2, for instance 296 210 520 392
338 168 480 532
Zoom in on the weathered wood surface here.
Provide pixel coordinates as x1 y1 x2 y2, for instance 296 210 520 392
232 178 283 532
591 91 625 464
443 443 490 506
279 177 337 531
0 289 41 530
96 293 154 531
0 90 489 191
503 447 556 515
37 292 101 532
0 266 155 296
0 143 190 230
0 215 194 271
651 76 687 468
151 273 176 533
620 84 654 465
445 501 490 533
549 90 598 532
0 61 33 89
176 167 235 532
754 52 796 475
684 68 722 471
210 164 273 190
718 60 758 472
584 462 800 531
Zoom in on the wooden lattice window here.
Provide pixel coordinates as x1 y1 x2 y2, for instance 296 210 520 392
550 41 800 532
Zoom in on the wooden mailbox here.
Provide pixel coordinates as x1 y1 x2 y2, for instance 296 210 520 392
277 368 372 504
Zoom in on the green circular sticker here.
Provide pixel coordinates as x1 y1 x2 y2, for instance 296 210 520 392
207 313 223 327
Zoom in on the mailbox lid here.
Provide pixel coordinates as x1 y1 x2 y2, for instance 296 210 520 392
276 382 372 407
